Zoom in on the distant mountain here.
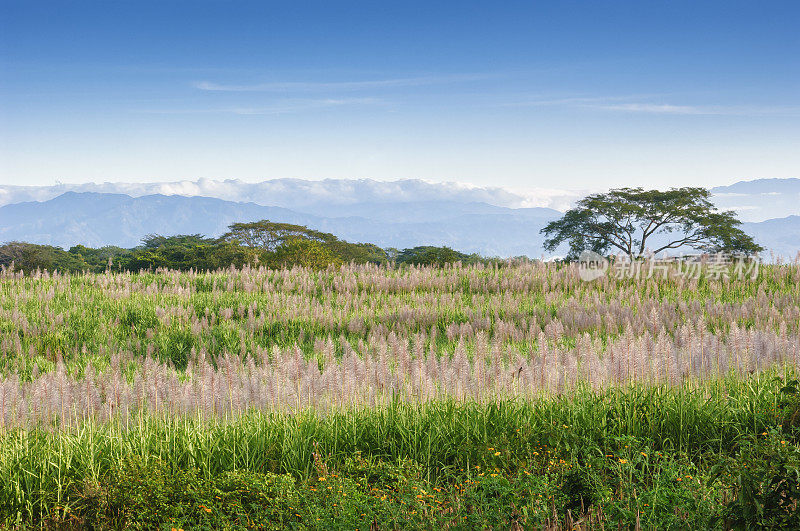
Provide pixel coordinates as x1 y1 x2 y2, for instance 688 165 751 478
1 178 798 258
743 215 800 260
711 178 800 222
0 192 318 249
0 192 562 256
3 177 797 223
713 178 800 194
0 178 581 212
309 200 560 224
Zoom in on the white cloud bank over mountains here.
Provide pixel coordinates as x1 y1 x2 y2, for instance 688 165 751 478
0 178 583 213
0 177 797 258
2 177 798 221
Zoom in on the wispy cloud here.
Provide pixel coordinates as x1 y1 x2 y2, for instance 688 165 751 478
134 97 384 115
508 96 800 116
595 103 800 116
595 103 710 114
503 95 665 107
193 74 491 92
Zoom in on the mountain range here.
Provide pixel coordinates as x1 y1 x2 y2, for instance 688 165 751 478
0 178 798 258
0 178 580 212
0 191 562 257
710 178 800 222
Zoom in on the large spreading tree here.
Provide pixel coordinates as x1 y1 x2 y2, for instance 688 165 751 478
540 187 763 260
221 221 336 252
220 220 389 267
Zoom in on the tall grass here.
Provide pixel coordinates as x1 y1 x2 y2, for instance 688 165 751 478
1 262 799 423
0 372 788 522
2 261 800 526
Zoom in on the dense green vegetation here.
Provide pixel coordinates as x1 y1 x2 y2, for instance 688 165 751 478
0 220 491 274
1 259 799 528
3 375 800 529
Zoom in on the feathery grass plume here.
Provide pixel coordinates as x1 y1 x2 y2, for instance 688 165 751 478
0 261 799 424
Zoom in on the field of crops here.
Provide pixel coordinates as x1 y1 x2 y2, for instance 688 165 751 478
2 262 800 528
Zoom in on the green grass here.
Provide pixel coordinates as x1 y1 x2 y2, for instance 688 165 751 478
3 264 800 527
3 371 800 529
2 263 798 377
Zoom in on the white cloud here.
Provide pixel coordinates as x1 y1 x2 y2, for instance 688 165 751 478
595 103 709 114
724 205 759 211
505 96 800 116
193 74 490 92
3 179 796 223
135 98 384 115
0 178 575 211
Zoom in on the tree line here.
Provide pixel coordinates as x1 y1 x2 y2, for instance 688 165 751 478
1 186 764 273
0 220 495 273
541 187 762 259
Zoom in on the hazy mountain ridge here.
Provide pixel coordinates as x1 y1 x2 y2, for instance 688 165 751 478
2 177 796 223
710 178 800 222
0 178 580 212
742 216 800 260
1 189 798 258
0 192 561 256
0 192 320 249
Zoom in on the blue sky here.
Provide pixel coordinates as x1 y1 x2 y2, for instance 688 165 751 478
1 0 798 189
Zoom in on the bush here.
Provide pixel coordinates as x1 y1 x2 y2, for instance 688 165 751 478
100 457 300 530
714 430 800 529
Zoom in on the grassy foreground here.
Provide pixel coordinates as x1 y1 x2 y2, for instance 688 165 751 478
2 263 799 527
3 372 800 529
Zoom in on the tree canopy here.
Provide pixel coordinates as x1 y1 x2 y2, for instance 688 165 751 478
541 187 763 260
395 246 484 266
0 220 492 273
221 221 335 252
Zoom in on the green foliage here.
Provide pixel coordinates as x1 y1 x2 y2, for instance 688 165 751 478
118 234 251 272
267 237 342 270
327 240 389 264
1 259 797 528
0 241 81 273
221 220 336 252
396 245 480 266
3 220 504 274
541 187 763 259
2 375 799 528
778 378 800 433
157 328 196 369
711 430 800 529
0 242 135 274
97 457 299 530
68 244 128 270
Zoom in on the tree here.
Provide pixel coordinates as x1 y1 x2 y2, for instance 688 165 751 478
268 237 341 269
540 187 763 260
68 245 128 271
116 234 250 272
0 221 488 273
326 241 388 264
385 247 400 263
396 246 471 266
221 221 336 252
140 234 211 250
0 242 62 272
